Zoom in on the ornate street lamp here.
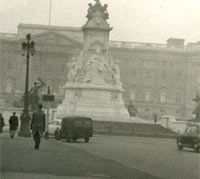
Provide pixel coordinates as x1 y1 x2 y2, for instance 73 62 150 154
18 33 35 137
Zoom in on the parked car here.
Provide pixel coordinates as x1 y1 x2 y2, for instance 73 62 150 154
54 116 93 142
48 119 62 135
177 122 200 153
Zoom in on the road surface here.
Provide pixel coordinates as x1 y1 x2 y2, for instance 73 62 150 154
0 133 160 179
63 135 200 179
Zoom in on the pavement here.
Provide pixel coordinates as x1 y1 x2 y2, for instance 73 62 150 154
0 132 161 179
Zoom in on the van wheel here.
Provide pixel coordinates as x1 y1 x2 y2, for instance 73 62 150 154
72 137 77 142
84 137 89 143
54 131 60 140
194 145 200 153
177 144 183 151
66 135 71 142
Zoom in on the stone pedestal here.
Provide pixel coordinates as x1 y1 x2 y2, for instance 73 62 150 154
56 83 130 122
18 114 31 137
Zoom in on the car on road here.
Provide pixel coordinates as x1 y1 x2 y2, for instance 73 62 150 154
177 122 200 153
54 116 93 142
48 119 61 136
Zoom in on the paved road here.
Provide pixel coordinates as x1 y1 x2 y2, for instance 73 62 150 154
63 135 200 179
0 133 160 179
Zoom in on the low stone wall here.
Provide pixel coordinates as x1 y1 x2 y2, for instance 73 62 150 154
93 121 177 139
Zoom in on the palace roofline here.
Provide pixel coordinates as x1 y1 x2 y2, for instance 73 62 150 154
18 23 81 32
0 23 199 52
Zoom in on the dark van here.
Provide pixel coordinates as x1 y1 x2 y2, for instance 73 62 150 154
54 116 93 143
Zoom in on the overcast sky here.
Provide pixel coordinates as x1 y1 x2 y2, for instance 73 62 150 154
0 0 200 44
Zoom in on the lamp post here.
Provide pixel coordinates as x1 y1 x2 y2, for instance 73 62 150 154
18 33 35 137
43 86 55 139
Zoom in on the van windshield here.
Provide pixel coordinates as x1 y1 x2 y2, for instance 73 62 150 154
185 125 199 133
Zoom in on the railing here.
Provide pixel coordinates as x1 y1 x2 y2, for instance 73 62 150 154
110 40 200 51
110 41 167 49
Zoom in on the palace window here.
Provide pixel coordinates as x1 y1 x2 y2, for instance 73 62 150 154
34 61 40 71
144 69 152 80
160 92 166 103
6 61 12 69
161 70 167 79
144 61 153 68
175 92 181 104
47 62 53 71
160 109 165 115
145 91 151 102
60 64 67 73
129 90 136 101
5 80 12 93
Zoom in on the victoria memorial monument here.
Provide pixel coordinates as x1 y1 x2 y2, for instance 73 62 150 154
56 0 130 121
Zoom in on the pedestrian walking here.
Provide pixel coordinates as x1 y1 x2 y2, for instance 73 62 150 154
30 104 46 150
153 113 158 124
0 113 5 133
9 112 19 138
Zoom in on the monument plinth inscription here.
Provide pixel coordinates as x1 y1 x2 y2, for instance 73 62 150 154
57 0 130 122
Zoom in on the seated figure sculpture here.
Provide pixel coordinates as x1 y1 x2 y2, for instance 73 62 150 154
66 44 123 87
83 45 109 84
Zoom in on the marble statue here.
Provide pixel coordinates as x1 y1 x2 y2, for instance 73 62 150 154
112 60 122 86
67 61 78 82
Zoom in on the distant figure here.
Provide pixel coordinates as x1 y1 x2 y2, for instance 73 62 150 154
30 104 46 150
9 112 19 138
153 113 158 124
127 103 138 117
0 113 5 133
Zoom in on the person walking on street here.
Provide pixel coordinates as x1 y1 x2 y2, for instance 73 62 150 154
0 113 5 133
30 104 46 150
153 113 158 124
9 112 19 138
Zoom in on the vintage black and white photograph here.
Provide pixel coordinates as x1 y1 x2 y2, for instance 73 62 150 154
0 0 200 179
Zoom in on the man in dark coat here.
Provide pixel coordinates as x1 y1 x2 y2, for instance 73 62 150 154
9 112 19 138
0 113 5 133
30 104 46 150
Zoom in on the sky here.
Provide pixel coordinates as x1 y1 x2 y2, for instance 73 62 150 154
0 0 200 44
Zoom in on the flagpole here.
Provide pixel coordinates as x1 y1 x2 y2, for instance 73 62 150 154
48 0 52 26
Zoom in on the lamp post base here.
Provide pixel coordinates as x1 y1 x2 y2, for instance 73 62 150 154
18 113 31 137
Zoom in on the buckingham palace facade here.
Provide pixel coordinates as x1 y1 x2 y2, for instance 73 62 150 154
0 24 200 120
